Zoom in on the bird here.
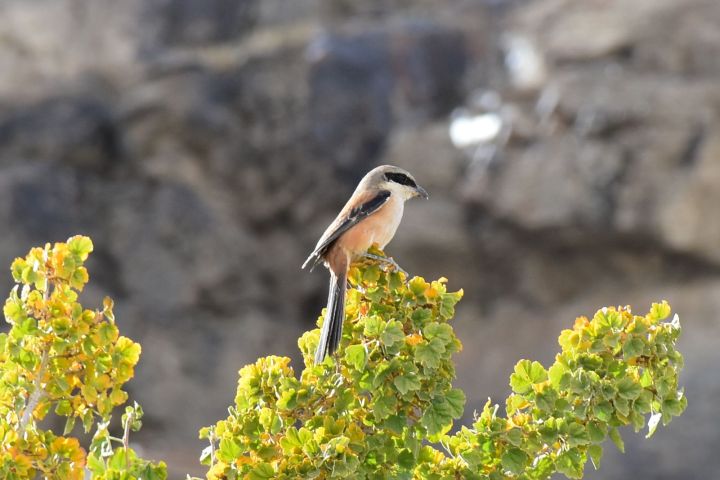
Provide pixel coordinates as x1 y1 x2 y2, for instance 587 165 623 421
302 165 428 364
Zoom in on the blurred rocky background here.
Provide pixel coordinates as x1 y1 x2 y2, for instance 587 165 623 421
1 0 718 477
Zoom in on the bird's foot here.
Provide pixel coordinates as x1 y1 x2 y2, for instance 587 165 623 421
362 253 408 277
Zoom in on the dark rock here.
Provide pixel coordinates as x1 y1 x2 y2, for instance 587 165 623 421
464 137 627 231
307 31 394 177
390 22 467 118
0 97 121 171
307 22 468 178
148 0 259 47
0 164 99 242
106 181 258 315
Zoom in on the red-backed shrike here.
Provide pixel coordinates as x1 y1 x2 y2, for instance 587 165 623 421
303 165 428 363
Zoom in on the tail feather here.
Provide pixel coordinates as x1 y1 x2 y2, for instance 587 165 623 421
314 270 347 364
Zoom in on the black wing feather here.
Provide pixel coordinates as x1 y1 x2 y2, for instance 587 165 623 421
302 190 391 270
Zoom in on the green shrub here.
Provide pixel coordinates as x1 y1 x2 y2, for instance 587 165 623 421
0 237 166 479
199 252 686 479
0 238 687 479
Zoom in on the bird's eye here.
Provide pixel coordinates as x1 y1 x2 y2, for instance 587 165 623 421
385 172 417 188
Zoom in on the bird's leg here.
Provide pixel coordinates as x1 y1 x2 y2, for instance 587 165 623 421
362 253 408 277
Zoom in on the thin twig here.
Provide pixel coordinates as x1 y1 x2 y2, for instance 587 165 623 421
123 410 133 470
19 271 53 434
209 429 216 467
19 350 49 434
361 253 408 277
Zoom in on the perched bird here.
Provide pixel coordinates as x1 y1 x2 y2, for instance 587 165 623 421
303 165 428 364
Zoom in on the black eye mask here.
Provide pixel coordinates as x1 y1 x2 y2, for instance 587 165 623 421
385 172 417 188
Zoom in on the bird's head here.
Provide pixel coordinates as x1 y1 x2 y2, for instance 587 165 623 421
365 165 429 201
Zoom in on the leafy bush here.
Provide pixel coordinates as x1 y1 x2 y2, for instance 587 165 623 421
0 236 166 479
199 253 686 479
0 238 686 479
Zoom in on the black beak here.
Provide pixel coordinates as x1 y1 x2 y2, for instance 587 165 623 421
415 185 429 199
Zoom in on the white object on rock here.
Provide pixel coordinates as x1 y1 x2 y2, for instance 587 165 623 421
502 33 547 92
449 110 503 149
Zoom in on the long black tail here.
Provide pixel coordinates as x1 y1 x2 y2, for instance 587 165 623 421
314 270 347 364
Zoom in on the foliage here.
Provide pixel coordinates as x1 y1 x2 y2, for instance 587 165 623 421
200 250 686 479
0 236 166 479
0 238 686 479
442 301 686 479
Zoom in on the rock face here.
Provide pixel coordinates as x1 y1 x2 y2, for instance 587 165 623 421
0 0 718 477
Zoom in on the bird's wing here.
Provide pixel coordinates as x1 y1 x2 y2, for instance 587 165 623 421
302 190 391 270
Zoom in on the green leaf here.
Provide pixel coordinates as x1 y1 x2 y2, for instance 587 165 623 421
374 394 397 421
527 455 555 480
535 388 557 412
556 448 584 479
82 409 95 433
445 388 466 419
602 332 620 350
634 390 653 414
588 421 607 443
63 416 76 435
594 308 625 332
594 401 613 422
199 445 213 466
439 293 459 319
363 265 381 283
140 464 167 480
381 321 405 347
388 271 403 291
398 449 415 469
87 453 106 475
617 377 642 400
383 414 406 434
415 338 445 369
548 362 570 389
411 308 432 325
248 463 275 480
394 372 421 395
363 316 383 337
609 427 625 453
277 389 297 410
98 322 118 345
344 344 367 371
424 322 453 345
67 235 94 260
639 368 653 388
501 447 528 475
505 428 523 446
219 438 242 461
18 348 38 370
108 447 137 470
421 400 450 436
510 360 548 394
649 301 671 321
662 394 687 418
21 265 37 285
614 397 630 417
623 337 645 359
280 427 301 451
566 422 590 447
588 444 603 470
55 399 72 416
408 277 428 296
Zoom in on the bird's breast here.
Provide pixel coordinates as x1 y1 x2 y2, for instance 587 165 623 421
337 195 404 258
